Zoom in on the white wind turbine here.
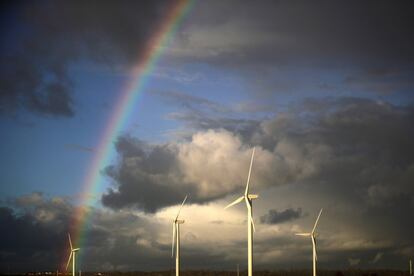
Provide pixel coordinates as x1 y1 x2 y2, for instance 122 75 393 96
66 233 80 276
296 208 323 276
172 195 188 276
225 147 258 276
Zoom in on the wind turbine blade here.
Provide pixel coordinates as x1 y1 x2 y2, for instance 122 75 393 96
249 210 256 232
312 236 317 261
68 233 73 250
175 195 188 220
224 196 245 209
244 147 256 196
245 198 256 232
312 208 323 233
171 223 176 258
65 252 72 271
295 233 311 236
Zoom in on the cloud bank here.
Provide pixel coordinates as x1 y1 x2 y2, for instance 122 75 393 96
260 208 304 225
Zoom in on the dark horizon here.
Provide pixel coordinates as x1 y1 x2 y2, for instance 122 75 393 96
1 269 412 275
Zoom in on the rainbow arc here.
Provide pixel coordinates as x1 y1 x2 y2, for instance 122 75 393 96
63 0 195 270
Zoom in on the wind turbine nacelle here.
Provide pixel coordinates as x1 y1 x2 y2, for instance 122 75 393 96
72 248 80 252
247 194 259 200
176 219 185 224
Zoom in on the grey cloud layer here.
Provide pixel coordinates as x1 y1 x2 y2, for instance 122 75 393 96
172 1 414 68
166 1 414 98
260 208 304 225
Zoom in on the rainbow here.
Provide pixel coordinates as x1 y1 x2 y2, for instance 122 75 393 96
64 0 195 269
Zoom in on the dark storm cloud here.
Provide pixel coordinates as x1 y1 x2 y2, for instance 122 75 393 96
0 54 74 117
0 193 71 271
260 208 304 224
164 0 414 97
0 206 60 251
0 0 177 117
174 1 414 68
101 135 186 213
0 192 123 271
0 192 169 272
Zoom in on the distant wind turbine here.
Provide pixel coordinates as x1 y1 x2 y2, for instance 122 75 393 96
225 147 258 276
296 208 323 276
66 233 80 276
172 195 187 276
410 259 412 276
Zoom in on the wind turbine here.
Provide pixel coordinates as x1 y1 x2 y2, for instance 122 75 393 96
172 195 187 276
296 208 323 276
66 233 80 276
225 147 258 276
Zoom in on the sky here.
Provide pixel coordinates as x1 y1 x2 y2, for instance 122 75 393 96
1 0 414 272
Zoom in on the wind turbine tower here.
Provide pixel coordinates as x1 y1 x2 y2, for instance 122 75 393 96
66 233 80 276
172 195 188 276
296 209 323 276
225 147 258 276
410 259 412 276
